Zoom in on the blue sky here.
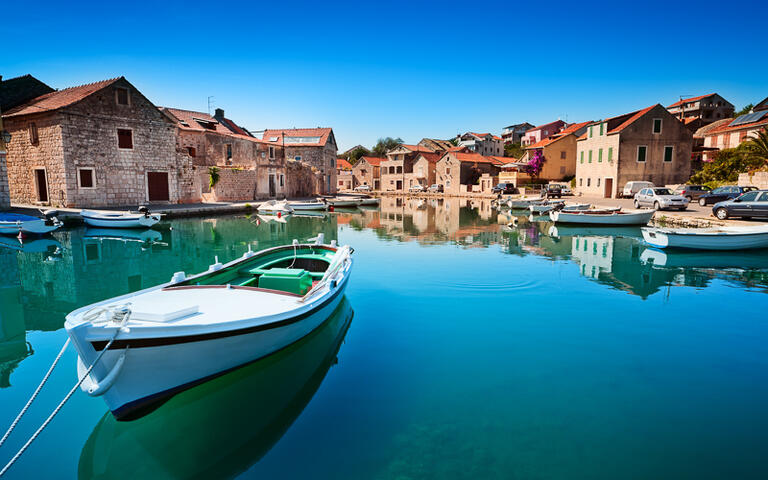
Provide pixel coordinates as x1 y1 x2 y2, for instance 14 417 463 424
4 0 766 151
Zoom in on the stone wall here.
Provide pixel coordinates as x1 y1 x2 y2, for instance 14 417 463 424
0 152 9 209
209 168 259 202
286 160 321 197
739 171 768 189
284 142 337 194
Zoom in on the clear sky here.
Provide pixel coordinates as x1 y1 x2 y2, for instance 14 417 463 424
4 0 766 152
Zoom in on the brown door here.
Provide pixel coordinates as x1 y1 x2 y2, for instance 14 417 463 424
147 172 170 202
604 178 613 198
268 174 276 197
34 169 48 202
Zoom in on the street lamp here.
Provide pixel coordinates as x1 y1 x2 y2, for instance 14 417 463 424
0 130 10 145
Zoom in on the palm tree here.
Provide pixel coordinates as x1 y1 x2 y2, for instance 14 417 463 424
745 128 768 163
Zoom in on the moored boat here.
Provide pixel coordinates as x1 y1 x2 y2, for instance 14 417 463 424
550 209 654 225
0 212 62 236
507 197 544 209
528 201 565 213
561 203 592 211
65 238 353 418
81 207 161 229
337 192 379 206
325 197 361 208
641 225 768 250
257 200 293 215
288 200 328 211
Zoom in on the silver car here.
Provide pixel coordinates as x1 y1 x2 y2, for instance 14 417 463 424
633 187 689 211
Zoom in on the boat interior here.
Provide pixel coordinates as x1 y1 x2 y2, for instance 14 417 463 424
169 245 335 296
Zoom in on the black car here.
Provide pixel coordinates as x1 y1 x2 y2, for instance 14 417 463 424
712 189 768 219
544 184 562 198
492 183 517 194
698 185 757 206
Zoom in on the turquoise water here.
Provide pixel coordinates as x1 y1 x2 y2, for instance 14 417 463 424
1 198 768 479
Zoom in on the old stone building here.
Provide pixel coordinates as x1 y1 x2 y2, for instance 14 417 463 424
352 156 383 190
436 152 503 195
161 107 290 200
336 158 353 191
2 77 198 207
382 144 437 191
575 104 693 198
261 128 338 195
455 132 504 156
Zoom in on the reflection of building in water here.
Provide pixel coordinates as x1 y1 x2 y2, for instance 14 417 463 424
14 215 339 331
571 236 614 278
0 250 31 387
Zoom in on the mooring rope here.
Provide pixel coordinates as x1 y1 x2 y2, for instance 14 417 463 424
0 309 130 477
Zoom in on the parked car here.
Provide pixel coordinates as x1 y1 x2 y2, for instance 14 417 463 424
492 183 517 194
673 184 711 201
633 187 689 210
544 184 562 198
560 185 573 195
622 181 655 198
354 185 371 192
428 184 443 193
408 184 425 193
698 185 757 206
712 190 768 219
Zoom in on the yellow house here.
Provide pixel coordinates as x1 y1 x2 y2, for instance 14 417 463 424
521 121 590 182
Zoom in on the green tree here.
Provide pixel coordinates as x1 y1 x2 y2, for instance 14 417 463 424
734 104 754 116
504 142 525 159
347 146 369 164
371 137 403 156
690 144 765 186
744 128 768 163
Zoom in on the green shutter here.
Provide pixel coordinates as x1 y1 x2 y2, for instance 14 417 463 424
608 147 613 161
599 123 604 135
588 150 593 163
598 148 603 162
580 151 584 163
589 126 593 138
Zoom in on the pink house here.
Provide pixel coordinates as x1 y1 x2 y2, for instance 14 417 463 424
521 120 567 146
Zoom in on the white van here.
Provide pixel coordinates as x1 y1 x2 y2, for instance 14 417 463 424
622 181 654 198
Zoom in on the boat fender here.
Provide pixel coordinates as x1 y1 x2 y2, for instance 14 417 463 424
170 271 186 284
209 256 224 271
87 348 129 396
277 211 282 218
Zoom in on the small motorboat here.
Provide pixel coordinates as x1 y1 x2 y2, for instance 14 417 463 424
550 209 654 225
81 207 162 229
325 197 361 208
0 211 62 236
561 203 592 211
529 201 565 214
288 200 328 211
65 236 353 418
257 200 293 215
508 198 544 209
641 225 768 250
337 193 379 206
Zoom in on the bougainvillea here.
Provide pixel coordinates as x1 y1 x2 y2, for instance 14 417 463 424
527 150 544 176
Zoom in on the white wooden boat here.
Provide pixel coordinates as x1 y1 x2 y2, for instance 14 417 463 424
0 212 62 235
257 200 293 215
288 200 327 211
562 203 592 211
338 193 379 206
65 238 353 418
641 225 768 250
508 198 544 209
528 201 564 213
81 208 161 229
550 209 654 225
325 197 361 208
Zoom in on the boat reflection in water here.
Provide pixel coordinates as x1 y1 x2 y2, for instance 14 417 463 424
78 298 354 479
84 228 164 249
640 247 768 270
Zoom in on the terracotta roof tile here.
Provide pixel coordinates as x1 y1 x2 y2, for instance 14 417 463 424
607 105 657 133
337 158 353 170
4 77 122 117
416 152 442 163
668 93 716 108
703 113 768 135
527 120 565 133
400 144 436 153
262 128 333 147
358 156 384 166
162 107 257 141
448 152 504 165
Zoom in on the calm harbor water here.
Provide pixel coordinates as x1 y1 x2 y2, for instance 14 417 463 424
1 198 768 479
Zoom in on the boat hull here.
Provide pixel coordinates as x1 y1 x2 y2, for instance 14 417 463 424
550 210 654 225
82 211 161 229
327 200 360 207
641 227 768 250
289 202 327 211
68 266 351 419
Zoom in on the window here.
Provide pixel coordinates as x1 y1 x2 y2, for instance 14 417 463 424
269 146 275 159
587 178 591 187
637 145 647 162
294 156 302 161
446 168 451 175
78 168 95 188
580 151 584 164
331 158 335 168
559 166 566 174
579 178 583 186
116 87 129 106
187 146 196 157
279 174 285 187
226 144 232 159
599 122 604 135
117 129 133 149
598 148 603 163
652 118 662 134
663 146 674 162
29 122 39 145
739 191 760 202
588 126 593 138
588 150 593 163
597 178 601 187
560 151 566 159
608 147 613 162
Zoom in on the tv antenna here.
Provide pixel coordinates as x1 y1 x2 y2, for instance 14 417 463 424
207 96 215 115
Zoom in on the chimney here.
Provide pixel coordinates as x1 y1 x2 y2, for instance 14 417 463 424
214 108 225 120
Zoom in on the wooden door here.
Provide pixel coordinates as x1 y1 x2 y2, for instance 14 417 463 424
147 172 170 202
34 169 48 202
268 174 276 197
604 178 613 198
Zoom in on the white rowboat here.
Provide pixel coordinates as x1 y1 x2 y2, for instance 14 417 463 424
641 225 768 250
550 209 654 225
325 198 360 208
288 200 328 211
257 200 293 215
81 209 161 229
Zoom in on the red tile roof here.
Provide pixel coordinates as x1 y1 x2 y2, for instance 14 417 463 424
337 158 353 170
668 93 716 108
416 152 442 164
526 121 591 149
608 105 657 133
559 121 591 135
4 77 122 117
468 132 503 142
527 120 565 133
703 113 768 135
358 156 384 166
400 144 436 153
162 107 257 141
448 152 505 165
261 128 334 147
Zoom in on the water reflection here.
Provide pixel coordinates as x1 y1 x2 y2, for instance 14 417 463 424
78 298 353 480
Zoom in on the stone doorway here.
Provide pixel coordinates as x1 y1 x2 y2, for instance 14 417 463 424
147 172 169 202
268 174 276 197
604 178 613 198
34 168 48 203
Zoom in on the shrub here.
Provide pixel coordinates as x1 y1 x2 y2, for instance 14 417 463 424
208 166 220 188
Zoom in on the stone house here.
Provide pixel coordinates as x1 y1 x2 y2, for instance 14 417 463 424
2 77 198 207
520 121 590 182
352 156 383 190
337 158 353 191
160 107 290 200
696 109 768 161
382 144 436 191
501 122 534 144
667 93 734 128
407 152 441 189
0 123 8 209
436 152 503 195
418 138 453 153
521 120 566 146
455 132 504 156
261 128 338 195
575 104 693 198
